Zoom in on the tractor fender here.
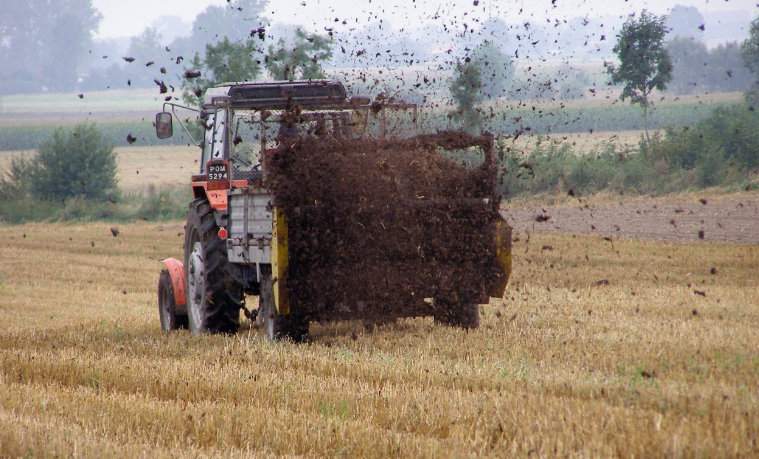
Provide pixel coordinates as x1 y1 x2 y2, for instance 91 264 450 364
161 258 187 309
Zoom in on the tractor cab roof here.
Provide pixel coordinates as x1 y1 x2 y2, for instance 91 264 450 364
204 79 360 111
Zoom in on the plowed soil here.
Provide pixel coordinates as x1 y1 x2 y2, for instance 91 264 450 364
506 192 759 244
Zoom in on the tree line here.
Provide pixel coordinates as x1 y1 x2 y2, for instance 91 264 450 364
4 7 759 223
451 11 759 136
3 1 757 101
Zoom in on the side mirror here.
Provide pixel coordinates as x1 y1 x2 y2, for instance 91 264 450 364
155 112 173 139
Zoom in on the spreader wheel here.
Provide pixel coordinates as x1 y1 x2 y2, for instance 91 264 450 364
158 269 188 331
259 270 308 342
432 298 480 329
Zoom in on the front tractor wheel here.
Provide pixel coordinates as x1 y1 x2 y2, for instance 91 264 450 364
259 270 308 342
184 199 243 334
158 270 188 331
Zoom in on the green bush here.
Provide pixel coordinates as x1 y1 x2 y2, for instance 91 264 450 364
133 185 190 221
59 197 120 221
498 139 635 196
0 156 34 199
617 154 658 193
0 122 195 224
566 153 617 194
0 197 60 224
702 106 759 170
694 147 727 188
3 124 121 203
497 105 758 198
0 185 190 224
26 124 118 201
655 105 759 171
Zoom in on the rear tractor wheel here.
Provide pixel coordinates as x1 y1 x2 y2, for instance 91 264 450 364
184 199 243 334
158 269 188 331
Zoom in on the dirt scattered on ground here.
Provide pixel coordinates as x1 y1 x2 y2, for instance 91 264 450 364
505 193 759 244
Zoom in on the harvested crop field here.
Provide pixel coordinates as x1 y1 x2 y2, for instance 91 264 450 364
0 218 757 457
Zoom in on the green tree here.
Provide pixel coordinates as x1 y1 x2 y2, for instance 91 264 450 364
742 17 759 105
204 38 261 83
182 38 261 107
182 53 211 108
21 124 117 201
666 36 709 94
666 5 705 41
668 38 752 95
706 43 753 93
607 10 673 141
555 65 593 100
449 60 484 134
127 27 164 63
265 29 333 80
123 27 166 87
187 0 268 53
0 0 101 94
470 41 514 99
0 156 34 199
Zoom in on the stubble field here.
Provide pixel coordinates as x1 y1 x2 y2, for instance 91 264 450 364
0 220 757 457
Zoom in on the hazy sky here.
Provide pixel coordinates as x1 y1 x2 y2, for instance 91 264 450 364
93 0 758 39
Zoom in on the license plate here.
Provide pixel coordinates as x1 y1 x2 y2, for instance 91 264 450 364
206 160 230 190
208 162 229 181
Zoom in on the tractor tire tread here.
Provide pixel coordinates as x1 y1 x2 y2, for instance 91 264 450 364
185 198 242 334
158 269 188 331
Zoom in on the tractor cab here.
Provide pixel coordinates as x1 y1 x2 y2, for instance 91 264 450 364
156 80 414 202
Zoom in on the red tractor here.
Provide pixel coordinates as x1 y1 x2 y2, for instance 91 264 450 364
155 80 511 341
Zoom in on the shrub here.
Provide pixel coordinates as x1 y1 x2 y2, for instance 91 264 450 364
134 185 189 221
567 152 619 193
703 106 759 170
694 147 727 188
449 60 484 134
0 198 59 224
0 156 35 199
0 185 190 224
24 123 118 202
495 104 758 198
617 153 658 193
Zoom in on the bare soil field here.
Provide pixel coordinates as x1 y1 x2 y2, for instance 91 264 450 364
506 191 759 244
0 220 757 457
